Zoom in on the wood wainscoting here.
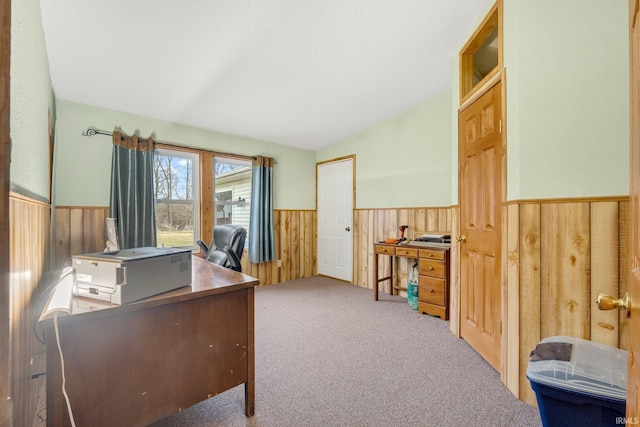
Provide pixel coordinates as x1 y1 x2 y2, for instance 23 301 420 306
353 206 453 291
9 193 51 427
242 209 317 285
505 197 629 405
54 207 317 286
54 206 109 267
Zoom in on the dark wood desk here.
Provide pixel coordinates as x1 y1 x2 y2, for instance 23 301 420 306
43 256 259 427
374 241 450 319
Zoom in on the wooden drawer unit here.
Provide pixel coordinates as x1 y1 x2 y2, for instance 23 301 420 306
417 247 450 320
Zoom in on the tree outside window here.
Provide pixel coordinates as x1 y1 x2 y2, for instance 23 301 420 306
154 149 199 248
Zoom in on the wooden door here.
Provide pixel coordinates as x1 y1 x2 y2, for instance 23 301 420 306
458 81 503 371
628 0 640 418
317 158 354 282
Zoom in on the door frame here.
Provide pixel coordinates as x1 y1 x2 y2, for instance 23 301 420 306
456 68 508 378
316 155 355 282
0 0 10 424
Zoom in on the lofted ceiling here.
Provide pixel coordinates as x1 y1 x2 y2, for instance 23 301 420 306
40 0 488 151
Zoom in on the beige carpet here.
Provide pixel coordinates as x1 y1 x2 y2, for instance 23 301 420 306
149 276 541 427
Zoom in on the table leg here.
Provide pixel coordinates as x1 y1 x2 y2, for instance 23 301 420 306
245 287 255 417
373 252 379 301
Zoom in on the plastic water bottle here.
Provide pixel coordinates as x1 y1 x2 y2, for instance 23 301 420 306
407 262 418 310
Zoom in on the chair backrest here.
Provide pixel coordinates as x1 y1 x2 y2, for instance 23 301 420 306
213 224 246 254
205 224 246 271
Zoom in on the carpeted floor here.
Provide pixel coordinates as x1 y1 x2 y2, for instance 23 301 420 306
149 276 542 427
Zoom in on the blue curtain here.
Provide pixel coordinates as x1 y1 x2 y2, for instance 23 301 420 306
109 131 157 249
249 156 275 263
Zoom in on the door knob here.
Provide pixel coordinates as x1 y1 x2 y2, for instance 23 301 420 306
345 226 351 232
596 293 629 311
456 235 466 243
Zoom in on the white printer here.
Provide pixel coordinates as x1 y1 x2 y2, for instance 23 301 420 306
72 247 192 305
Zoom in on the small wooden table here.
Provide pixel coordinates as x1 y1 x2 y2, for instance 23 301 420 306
43 256 259 427
373 241 450 319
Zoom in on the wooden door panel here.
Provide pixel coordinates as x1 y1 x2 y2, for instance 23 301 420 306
482 147 497 232
459 81 503 372
466 153 480 230
462 251 498 332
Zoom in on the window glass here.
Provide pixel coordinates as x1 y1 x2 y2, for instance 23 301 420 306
214 157 251 246
154 149 200 248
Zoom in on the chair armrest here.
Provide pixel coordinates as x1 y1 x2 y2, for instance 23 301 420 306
223 246 242 272
196 240 209 254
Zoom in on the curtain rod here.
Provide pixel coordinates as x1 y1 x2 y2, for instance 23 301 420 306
82 126 260 162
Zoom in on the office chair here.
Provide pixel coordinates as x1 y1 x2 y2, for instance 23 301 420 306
197 224 247 272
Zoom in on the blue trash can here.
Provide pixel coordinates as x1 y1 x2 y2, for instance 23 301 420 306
526 335 627 427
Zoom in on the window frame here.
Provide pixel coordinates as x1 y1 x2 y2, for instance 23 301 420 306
152 147 255 254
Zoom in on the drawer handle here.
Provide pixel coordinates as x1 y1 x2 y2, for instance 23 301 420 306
428 288 434 293
428 266 434 270
428 253 434 257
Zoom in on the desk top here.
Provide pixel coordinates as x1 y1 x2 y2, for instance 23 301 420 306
375 241 451 250
63 256 258 321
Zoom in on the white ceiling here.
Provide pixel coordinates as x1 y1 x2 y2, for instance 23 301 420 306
40 0 488 151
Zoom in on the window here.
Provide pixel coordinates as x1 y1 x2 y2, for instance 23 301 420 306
459 0 502 103
154 148 200 248
214 157 251 239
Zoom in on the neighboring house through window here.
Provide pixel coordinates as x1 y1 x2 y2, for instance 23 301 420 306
214 157 252 247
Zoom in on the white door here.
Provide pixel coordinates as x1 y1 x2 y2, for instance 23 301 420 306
317 158 353 282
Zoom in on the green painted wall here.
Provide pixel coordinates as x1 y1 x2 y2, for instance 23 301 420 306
10 0 54 201
321 0 629 209
503 0 629 200
317 92 453 208
53 100 316 209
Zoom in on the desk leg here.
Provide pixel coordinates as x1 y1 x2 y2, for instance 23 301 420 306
391 256 395 296
245 287 255 417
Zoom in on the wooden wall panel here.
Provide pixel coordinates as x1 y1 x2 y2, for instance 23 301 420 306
54 206 108 268
55 207 317 287
517 203 541 404
9 194 50 427
540 203 591 340
506 198 629 405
